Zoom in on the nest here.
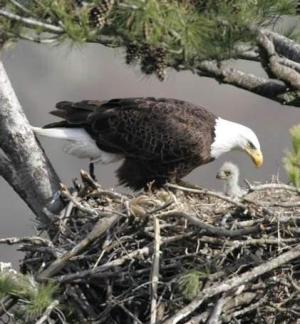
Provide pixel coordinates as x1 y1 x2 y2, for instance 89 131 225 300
3 171 300 323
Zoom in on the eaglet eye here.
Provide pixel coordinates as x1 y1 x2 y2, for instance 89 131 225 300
224 170 231 176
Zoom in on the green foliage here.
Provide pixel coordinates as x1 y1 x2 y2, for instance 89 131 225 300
0 273 19 299
283 124 300 187
26 282 58 320
0 0 297 78
0 269 58 321
177 270 207 300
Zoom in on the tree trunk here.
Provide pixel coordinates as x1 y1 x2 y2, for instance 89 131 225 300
0 60 62 225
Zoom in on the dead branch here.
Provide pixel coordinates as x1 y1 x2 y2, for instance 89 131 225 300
0 236 53 247
150 216 161 324
207 293 227 324
159 210 260 238
38 213 121 279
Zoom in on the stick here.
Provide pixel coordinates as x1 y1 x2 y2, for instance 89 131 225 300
35 300 59 324
158 210 260 238
0 236 53 247
162 244 300 324
207 293 227 324
166 183 246 209
244 180 300 193
150 216 161 324
0 9 63 33
38 213 121 279
0 296 17 317
60 184 98 217
54 246 152 283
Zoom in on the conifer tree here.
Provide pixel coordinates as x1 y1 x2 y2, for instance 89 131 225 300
0 0 300 105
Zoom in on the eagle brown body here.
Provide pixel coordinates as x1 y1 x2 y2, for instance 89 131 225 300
46 98 217 189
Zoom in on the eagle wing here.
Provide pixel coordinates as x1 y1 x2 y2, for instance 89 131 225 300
49 98 216 165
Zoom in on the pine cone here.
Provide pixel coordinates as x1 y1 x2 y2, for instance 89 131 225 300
140 45 156 75
140 45 167 80
154 48 167 81
125 44 141 65
89 0 115 29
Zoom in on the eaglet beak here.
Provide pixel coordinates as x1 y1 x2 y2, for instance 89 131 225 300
246 148 263 168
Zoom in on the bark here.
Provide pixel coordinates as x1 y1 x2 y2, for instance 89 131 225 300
0 60 62 225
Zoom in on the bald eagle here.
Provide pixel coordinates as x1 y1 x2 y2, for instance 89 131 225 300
33 97 263 190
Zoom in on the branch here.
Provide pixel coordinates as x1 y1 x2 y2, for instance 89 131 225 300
162 245 300 324
150 216 161 324
207 293 227 324
166 183 246 209
197 60 288 103
38 213 121 279
265 30 300 63
0 9 64 34
0 236 53 247
159 210 260 238
0 61 62 224
258 31 300 90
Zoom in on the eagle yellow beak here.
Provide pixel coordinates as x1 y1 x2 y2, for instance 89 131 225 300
246 148 263 168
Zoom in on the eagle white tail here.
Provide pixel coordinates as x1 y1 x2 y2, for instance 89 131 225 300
32 127 88 140
32 126 122 163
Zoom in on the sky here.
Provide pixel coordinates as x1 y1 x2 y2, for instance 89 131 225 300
0 40 300 267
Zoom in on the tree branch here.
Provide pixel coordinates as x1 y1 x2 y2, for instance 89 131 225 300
0 9 64 34
257 31 300 90
0 61 62 224
265 30 300 63
197 60 288 103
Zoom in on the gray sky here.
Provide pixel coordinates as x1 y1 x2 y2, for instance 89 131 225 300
1 41 299 267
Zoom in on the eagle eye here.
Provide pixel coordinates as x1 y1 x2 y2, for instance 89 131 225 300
248 141 256 149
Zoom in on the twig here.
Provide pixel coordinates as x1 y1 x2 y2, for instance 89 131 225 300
35 300 59 324
60 184 98 217
0 296 17 317
150 216 161 324
228 297 266 320
54 245 152 283
0 9 64 33
118 303 143 324
162 244 300 324
158 210 260 238
80 169 101 190
166 183 247 209
38 213 121 279
9 0 32 15
0 236 53 247
244 180 300 193
207 293 227 324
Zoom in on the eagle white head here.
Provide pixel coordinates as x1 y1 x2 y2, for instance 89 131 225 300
211 118 263 168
